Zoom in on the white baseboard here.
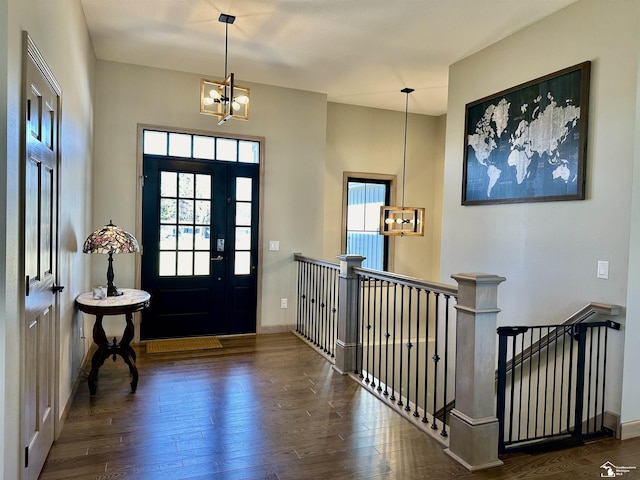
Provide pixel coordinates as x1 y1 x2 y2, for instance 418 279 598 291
258 324 295 334
620 419 640 440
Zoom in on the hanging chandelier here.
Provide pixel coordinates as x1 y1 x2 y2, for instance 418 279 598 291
200 13 250 125
380 88 425 236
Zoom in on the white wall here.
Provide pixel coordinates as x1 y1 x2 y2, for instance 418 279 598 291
92 61 327 333
325 103 444 280
441 0 640 431
3 0 94 478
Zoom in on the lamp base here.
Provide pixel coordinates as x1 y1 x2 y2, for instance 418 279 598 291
107 285 123 297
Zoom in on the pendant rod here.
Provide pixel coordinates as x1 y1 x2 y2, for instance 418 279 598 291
224 21 229 79
400 88 414 208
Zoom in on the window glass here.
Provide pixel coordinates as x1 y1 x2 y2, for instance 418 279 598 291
238 141 260 164
144 130 167 155
217 138 237 162
169 133 192 157
345 178 390 271
193 136 215 159
236 202 251 226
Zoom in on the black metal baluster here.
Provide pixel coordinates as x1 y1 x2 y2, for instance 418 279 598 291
534 328 542 438
543 326 551 437
296 261 302 334
413 288 421 417
508 333 518 445
526 328 534 439
330 268 337 358
600 326 609 434
404 287 413 412
559 325 568 434
364 276 372 384
307 263 313 342
551 325 559 436
567 324 575 433
397 285 405 407
517 330 525 441
390 283 398 402
586 326 595 434
383 280 391 396
357 275 365 376
422 290 431 424
370 279 377 389
377 279 384 392
593 326 602 434
440 294 450 436
318 265 329 353
431 293 440 430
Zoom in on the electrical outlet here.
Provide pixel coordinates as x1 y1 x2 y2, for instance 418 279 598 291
280 298 288 309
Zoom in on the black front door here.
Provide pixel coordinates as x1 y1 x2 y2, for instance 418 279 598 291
140 131 260 339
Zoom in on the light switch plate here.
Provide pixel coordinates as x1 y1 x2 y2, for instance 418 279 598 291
269 240 280 251
597 260 609 279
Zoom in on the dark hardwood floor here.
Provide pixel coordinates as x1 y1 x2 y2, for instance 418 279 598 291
39 333 640 480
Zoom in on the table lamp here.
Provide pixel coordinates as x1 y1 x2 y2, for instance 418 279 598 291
82 220 140 296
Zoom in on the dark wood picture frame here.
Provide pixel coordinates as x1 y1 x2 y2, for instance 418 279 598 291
462 61 591 205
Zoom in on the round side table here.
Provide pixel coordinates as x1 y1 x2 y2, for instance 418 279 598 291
76 288 150 396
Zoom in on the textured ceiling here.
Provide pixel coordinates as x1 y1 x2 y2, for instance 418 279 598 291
80 0 576 115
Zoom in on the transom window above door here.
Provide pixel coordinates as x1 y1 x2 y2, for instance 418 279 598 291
143 130 260 164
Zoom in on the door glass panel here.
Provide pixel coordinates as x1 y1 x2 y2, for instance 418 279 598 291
160 226 176 249
169 133 192 157
195 174 211 199
158 169 212 277
195 200 210 224
178 173 194 197
194 227 210 250
235 251 251 275
177 251 193 275
177 226 194 249
178 199 194 223
160 199 177 223
193 136 215 160
160 171 177 197
143 130 167 155
236 202 251 226
159 251 176 276
236 177 252 201
235 227 251 250
194 252 210 275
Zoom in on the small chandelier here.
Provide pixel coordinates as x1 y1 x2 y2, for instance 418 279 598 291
380 88 425 236
200 13 250 125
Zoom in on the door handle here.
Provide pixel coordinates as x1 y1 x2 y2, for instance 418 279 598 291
52 285 65 294
211 256 224 262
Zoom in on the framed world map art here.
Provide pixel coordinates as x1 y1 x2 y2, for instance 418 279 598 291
462 61 591 205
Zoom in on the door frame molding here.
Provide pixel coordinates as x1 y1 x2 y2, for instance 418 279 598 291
134 123 266 342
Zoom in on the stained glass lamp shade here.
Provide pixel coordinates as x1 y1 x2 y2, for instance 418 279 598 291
82 220 139 296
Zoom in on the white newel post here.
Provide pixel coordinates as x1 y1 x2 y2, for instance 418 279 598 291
333 254 365 375
445 273 506 471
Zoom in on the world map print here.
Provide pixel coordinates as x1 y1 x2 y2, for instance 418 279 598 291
463 64 589 204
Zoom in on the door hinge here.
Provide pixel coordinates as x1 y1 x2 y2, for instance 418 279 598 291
25 445 29 468
140 175 146 187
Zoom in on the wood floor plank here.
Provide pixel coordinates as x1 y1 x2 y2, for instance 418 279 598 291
39 332 640 480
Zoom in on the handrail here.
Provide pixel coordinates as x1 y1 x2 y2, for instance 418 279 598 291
353 266 459 297
293 253 339 270
498 302 622 379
